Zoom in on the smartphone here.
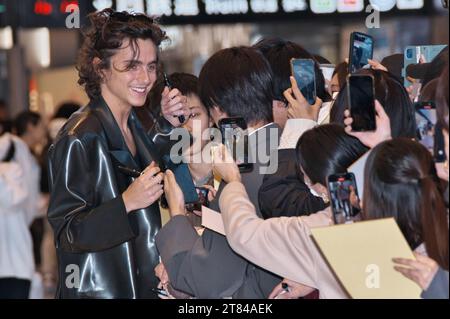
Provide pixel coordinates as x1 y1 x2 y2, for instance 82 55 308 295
403 45 447 87
349 32 374 74
347 74 376 132
218 117 253 173
185 187 209 213
162 155 199 205
320 63 336 83
434 123 447 163
164 72 185 124
415 101 437 156
291 58 317 105
327 173 360 225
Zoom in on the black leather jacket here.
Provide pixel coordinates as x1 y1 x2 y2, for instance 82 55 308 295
47 97 169 299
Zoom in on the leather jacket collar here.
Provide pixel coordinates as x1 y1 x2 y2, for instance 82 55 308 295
90 97 161 171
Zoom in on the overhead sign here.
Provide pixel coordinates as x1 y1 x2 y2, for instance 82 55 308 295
337 0 365 12
12 0 90 28
0 0 8 27
0 0 435 28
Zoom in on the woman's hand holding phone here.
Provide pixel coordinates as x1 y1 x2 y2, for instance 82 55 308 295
283 76 322 122
344 100 392 149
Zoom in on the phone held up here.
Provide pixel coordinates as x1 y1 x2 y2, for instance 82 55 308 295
185 187 210 213
347 74 376 132
349 32 374 74
327 173 361 225
290 58 317 105
218 117 253 173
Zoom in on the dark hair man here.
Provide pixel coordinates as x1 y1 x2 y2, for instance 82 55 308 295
155 47 283 298
47 9 188 299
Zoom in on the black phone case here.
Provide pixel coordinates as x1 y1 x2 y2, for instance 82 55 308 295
163 155 199 204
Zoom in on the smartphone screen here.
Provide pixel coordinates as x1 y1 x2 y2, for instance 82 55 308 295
162 155 199 204
349 32 374 74
291 58 317 105
320 64 335 82
218 118 253 173
348 75 376 132
185 187 209 213
327 173 360 225
415 101 437 155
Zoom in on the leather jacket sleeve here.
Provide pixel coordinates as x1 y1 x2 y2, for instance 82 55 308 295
145 114 192 161
47 134 135 253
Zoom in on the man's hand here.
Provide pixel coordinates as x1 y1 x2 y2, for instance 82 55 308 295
393 252 440 290
284 76 322 122
163 169 186 217
268 278 315 299
161 87 190 127
122 162 164 213
212 145 241 184
344 100 392 149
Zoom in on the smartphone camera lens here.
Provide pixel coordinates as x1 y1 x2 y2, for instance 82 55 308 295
406 49 413 59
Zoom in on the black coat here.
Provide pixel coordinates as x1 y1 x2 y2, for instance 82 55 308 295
258 149 326 219
47 97 162 299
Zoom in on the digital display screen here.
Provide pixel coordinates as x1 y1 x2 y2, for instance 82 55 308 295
292 58 316 105
415 103 437 155
328 173 360 225
222 123 249 166
350 33 373 73
0 0 434 28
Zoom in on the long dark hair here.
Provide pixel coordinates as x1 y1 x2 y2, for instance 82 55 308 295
296 124 368 185
363 138 449 270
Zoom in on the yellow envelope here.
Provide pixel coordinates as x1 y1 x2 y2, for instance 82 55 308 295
311 218 421 299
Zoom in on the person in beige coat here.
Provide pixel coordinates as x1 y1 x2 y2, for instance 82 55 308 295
209 137 449 299
219 181 346 298
163 124 368 298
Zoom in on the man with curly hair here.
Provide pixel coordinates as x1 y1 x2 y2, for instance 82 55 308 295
47 9 189 299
